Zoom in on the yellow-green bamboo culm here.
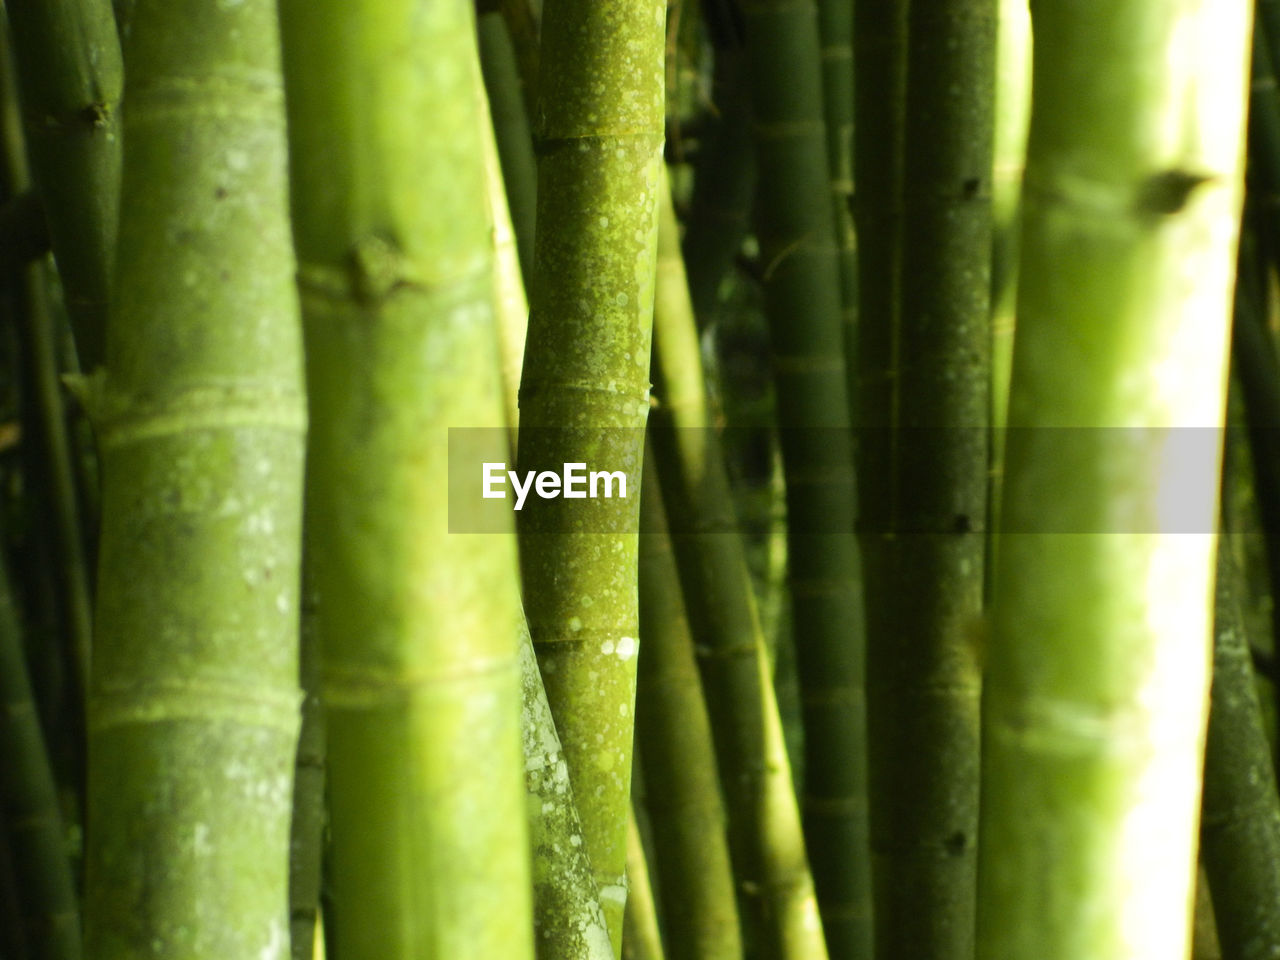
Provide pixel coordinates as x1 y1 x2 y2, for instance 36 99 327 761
84 0 306 956
515 0 666 949
975 1 1252 957
279 2 533 958
622 806 666 960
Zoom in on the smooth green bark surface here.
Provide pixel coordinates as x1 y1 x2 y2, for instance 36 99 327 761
280 3 533 959
975 2 1251 957
85 2 306 957
5 0 121 369
516 0 665 949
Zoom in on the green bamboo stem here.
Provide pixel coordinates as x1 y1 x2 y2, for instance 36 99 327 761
14 264 93 723
850 0 906 441
83 0 306 956
622 807 666 960
0 529 79 960
974 1 1252 956
515 0 665 948
288 571 324 960
849 5 906 948
518 620 614 960
279 2 533 958
477 9 538 293
988 0 1030 434
649 169 824 960
475 47 530 431
1202 532 1280 960
496 0 541 123
4 0 121 371
859 0 996 956
0 815 31 960
739 0 868 952
1193 866 1223 960
636 448 742 960
815 0 857 363
681 47 755 327
986 0 1030 584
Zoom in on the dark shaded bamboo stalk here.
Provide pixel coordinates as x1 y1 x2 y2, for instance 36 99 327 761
1202 530 1280 960
636 446 742 960
860 0 996 956
650 169 824 960
681 46 755 328
815 0 858 366
516 0 665 948
13 266 93 722
4 0 121 370
739 0 868 953
0 531 79 960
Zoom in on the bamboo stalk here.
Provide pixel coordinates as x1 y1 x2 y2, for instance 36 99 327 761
477 9 537 291
0 526 79 960
279 1 533 957
861 0 996 955
986 0 1030 584
518 619 614 960
288 570 324 960
1202 528 1280 960
84 0 306 956
681 46 754 327
4 0 121 370
636 446 742 960
622 807 666 960
649 168 823 960
738 0 868 952
515 0 665 948
974 1 1252 956
815 0 857 372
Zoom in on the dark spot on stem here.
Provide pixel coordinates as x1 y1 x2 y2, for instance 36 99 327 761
214 186 228 200
953 513 972 534
78 102 111 128
962 177 981 199
1136 169 1216 216
945 831 967 855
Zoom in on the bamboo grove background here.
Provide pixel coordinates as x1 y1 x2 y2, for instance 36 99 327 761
0 0 1271 959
